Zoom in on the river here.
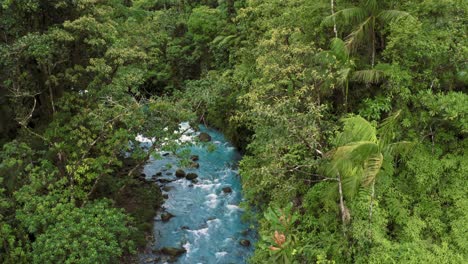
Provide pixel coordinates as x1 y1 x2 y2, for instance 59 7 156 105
139 124 256 263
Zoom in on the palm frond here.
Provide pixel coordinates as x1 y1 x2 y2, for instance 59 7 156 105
362 152 383 186
330 38 349 62
353 63 393 84
338 141 380 162
377 110 401 146
385 141 414 156
342 166 363 199
352 69 384 84
364 0 379 14
377 10 412 23
345 16 372 52
337 68 351 87
323 7 367 27
337 116 377 145
212 34 238 48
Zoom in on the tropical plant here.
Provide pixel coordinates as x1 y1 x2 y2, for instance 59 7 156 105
323 0 412 66
317 37 392 110
320 112 411 232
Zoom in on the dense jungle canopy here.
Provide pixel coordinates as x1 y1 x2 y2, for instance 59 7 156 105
0 0 467 263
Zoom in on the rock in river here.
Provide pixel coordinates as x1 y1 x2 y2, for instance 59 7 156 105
186 173 198 181
198 132 211 142
162 186 173 192
175 169 186 178
161 212 174 222
222 187 232 193
239 239 251 247
190 162 200 169
160 247 186 257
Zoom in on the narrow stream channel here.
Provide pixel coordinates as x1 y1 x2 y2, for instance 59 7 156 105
140 124 256 263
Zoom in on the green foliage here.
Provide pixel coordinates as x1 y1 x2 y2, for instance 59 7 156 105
27 200 133 264
1 0 467 263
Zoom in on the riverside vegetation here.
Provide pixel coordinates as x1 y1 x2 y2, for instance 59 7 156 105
0 0 466 263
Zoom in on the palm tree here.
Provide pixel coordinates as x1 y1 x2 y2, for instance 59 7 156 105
323 0 412 67
320 112 411 233
317 37 391 110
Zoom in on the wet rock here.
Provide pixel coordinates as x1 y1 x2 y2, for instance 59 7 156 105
189 162 200 169
191 179 198 184
190 155 199 161
239 239 251 247
162 186 173 192
160 247 186 257
188 184 194 188
144 256 160 263
161 212 174 222
154 172 162 177
157 178 175 184
198 132 211 142
175 169 186 178
185 173 198 180
166 172 173 175
181 226 190 230
140 173 146 178
162 152 170 156
162 194 169 199
222 187 232 194
207 217 216 221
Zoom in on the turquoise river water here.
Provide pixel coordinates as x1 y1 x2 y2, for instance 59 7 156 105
139 124 257 263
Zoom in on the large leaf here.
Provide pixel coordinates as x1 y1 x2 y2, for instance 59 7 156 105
352 69 385 84
322 7 367 26
362 152 383 186
345 16 372 52
377 10 411 23
336 116 377 145
330 38 349 62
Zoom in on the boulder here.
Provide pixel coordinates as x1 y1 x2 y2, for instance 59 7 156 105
154 172 162 177
239 239 251 247
175 169 186 178
222 187 232 194
185 173 198 181
162 152 170 156
198 132 211 142
157 178 175 184
190 155 199 161
160 247 186 257
161 212 174 222
189 162 200 169
162 194 169 199
191 179 198 184
162 186 173 192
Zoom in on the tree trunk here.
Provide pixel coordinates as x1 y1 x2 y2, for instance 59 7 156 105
371 19 376 68
331 0 338 38
368 180 375 240
338 174 347 236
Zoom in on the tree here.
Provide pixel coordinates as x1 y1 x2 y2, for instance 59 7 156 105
321 112 410 232
323 0 412 67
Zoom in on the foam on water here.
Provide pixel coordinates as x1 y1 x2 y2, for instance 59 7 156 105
140 124 256 263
